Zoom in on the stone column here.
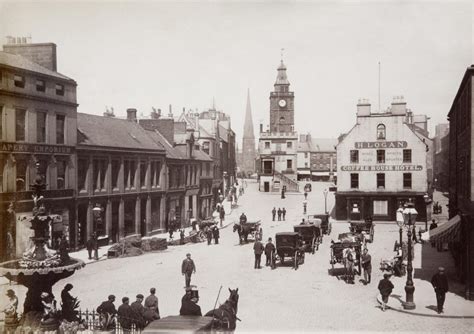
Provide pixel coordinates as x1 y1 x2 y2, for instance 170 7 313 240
87 201 93 238
192 195 198 219
160 197 166 230
106 200 112 241
119 198 125 239
135 197 141 235
146 195 152 235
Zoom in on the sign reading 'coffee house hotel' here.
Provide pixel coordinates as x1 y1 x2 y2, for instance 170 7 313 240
354 141 408 149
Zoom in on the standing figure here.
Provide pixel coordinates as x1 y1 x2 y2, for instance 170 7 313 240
144 288 160 322
97 295 117 330
277 208 282 221
264 238 275 267
206 227 213 245
272 207 276 221
378 274 394 312
59 235 70 262
418 227 424 244
431 267 449 314
213 226 220 244
117 297 133 333
182 253 196 287
92 233 99 260
130 294 146 330
180 290 202 316
180 229 185 245
344 247 355 284
61 284 77 321
253 239 264 269
86 237 94 260
2 289 18 324
219 206 225 227
282 208 286 221
303 200 308 215
412 225 418 243
304 192 308 200
360 248 372 284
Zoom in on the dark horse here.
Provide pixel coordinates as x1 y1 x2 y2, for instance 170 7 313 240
233 224 249 244
205 288 240 331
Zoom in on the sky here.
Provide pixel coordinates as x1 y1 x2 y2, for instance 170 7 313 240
0 1 472 146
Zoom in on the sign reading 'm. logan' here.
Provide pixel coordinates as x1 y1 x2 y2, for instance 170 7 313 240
0 142 75 154
354 141 407 149
340 165 423 171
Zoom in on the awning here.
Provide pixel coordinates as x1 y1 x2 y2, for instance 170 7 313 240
312 172 330 176
428 215 462 243
298 170 311 175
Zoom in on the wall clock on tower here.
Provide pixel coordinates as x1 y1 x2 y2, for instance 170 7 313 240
278 99 286 108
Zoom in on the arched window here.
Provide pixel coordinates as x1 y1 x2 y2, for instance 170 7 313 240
377 124 386 140
279 116 285 123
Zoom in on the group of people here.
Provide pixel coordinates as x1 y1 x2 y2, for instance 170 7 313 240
271 207 287 221
97 288 160 331
205 225 220 245
251 237 276 269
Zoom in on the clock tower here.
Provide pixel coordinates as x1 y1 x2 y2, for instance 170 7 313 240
269 60 294 133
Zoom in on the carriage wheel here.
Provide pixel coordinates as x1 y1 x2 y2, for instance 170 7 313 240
311 239 315 254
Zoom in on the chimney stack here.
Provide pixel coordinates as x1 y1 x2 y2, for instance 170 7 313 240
126 108 137 122
168 104 173 118
391 96 407 116
151 108 161 120
260 123 263 133
356 99 371 117
104 106 115 117
3 37 57 72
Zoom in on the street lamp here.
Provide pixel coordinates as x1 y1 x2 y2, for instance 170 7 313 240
402 200 418 310
323 189 328 214
396 206 404 247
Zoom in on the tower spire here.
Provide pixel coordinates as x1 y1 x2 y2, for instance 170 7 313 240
242 88 256 173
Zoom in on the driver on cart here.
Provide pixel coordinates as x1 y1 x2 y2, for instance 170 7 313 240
239 213 247 224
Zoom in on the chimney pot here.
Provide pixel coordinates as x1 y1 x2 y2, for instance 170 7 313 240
126 108 138 122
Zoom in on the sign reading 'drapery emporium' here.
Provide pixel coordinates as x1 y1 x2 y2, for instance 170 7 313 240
355 141 407 149
340 165 423 171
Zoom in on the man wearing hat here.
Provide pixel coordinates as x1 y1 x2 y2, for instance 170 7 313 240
179 288 202 316
97 295 117 316
131 294 146 329
117 297 134 333
61 284 77 321
144 288 160 322
431 267 449 314
264 237 275 267
182 253 196 288
377 273 394 312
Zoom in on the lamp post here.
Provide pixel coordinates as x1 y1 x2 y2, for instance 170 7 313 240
396 207 404 247
323 189 328 214
402 201 418 310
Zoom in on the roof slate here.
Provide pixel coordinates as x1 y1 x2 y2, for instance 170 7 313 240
0 51 73 81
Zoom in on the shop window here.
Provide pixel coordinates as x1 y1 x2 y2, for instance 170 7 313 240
36 79 46 92
377 150 385 163
37 111 47 143
403 149 412 163
16 109 26 141
14 75 25 88
350 150 359 163
16 159 28 191
37 159 48 184
287 160 292 169
111 160 120 189
77 158 88 191
373 200 388 215
377 124 386 140
403 173 412 189
56 114 65 144
57 160 66 189
350 173 359 189
377 173 385 189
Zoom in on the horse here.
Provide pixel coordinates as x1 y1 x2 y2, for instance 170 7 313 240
233 224 249 244
205 288 240 331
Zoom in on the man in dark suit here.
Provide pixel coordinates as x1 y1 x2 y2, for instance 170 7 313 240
431 267 449 314
97 295 117 316
117 297 133 333
253 239 264 269
182 253 196 287
179 290 202 316
264 238 275 266
130 294 145 329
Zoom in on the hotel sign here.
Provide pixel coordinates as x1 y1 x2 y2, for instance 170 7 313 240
355 141 407 149
341 165 423 172
0 142 75 154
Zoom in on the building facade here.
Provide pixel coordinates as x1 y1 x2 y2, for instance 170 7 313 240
258 61 298 192
433 123 450 192
447 65 474 300
0 40 78 259
297 134 337 181
336 98 429 221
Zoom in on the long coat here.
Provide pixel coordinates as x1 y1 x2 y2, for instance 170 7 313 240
182 259 196 274
254 241 264 255
179 299 202 316
117 303 134 329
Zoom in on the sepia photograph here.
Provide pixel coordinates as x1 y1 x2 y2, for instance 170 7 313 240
0 0 473 332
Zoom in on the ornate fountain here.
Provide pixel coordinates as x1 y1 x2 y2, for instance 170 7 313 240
0 172 85 331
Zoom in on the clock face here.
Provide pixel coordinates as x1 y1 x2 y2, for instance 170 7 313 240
278 99 287 107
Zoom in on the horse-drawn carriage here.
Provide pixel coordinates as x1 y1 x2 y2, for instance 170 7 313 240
191 219 218 241
329 233 362 275
273 232 305 270
307 213 332 235
233 220 262 244
293 223 322 254
348 218 374 243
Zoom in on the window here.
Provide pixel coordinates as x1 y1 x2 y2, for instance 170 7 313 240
56 114 65 144
377 173 385 189
36 159 48 185
111 160 120 189
77 159 88 191
124 160 136 189
287 142 292 148
55 83 64 96
304 152 308 158
57 160 66 189
93 159 107 191
350 150 359 163
140 161 147 188
202 141 210 155
36 79 46 92
0 106 3 140
16 109 26 141
403 173 412 189
350 173 359 189
16 159 28 191
279 116 285 123
305 162 308 168
376 150 385 163
37 112 47 143
206 163 210 176
265 142 270 149
373 200 388 215
377 124 386 139
14 75 25 88
403 149 412 163
0 158 4 192
287 160 292 169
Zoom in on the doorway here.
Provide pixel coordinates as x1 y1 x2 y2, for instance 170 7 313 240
264 182 270 192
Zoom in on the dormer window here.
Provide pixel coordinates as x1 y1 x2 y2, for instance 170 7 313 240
377 124 386 140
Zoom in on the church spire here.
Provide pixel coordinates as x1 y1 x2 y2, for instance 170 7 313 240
243 88 255 140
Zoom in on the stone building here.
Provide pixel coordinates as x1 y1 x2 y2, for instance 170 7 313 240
257 60 299 192
0 39 77 258
336 97 429 221
297 133 337 181
433 123 449 192
447 65 474 300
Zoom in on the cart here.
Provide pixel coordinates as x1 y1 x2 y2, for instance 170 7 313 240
349 218 375 243
308 213 331 235
293 223 322 254
274 232 305 270
329 233 362 274
233 220 262 243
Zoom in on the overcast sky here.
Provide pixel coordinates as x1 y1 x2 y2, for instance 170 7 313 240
0 1 472 145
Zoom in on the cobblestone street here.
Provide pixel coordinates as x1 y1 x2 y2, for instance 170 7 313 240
2 180 474 332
